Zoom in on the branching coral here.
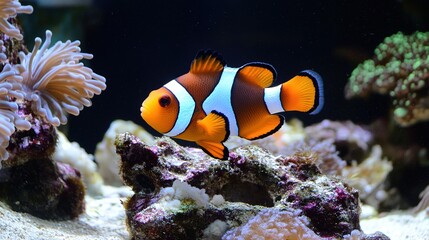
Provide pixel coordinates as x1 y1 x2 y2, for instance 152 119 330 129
345 31 429 126
18 30 106 126
0 0 33 40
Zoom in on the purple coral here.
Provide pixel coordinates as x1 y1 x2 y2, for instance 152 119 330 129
284 175 360 237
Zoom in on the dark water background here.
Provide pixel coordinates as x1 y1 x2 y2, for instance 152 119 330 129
21 0 429 153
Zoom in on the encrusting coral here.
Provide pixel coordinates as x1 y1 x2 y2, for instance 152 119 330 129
345 31 429 126
222 208 321 239
0 0 106 220
115 133 390 239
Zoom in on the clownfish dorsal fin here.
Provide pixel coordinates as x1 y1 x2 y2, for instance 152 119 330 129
190 50 225 74
237 62 277 88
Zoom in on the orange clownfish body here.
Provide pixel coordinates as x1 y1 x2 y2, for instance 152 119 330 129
141 50 324 159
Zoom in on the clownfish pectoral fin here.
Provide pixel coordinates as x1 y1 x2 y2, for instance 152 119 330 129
190 50 225 74
196 140 229 160
237 62 277 88
281 70 324 114
240 115 284 140
197 111 230 142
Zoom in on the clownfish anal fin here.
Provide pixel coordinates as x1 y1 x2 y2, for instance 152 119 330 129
196 140 229 160
198 111 230 142
190 50 225 74
241 115 284 140
237 62 277 88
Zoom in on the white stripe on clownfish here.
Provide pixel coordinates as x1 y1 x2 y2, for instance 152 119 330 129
202 67 240 136
163 79 195 137
263 84 284 114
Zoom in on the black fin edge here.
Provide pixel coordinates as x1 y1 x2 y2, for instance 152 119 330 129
211 110 230 142
248 115 284 141
239 62 278 82
199 143 229 160
297 70 324 115
194 49 226 67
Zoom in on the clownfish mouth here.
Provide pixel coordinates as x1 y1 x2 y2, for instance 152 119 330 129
140 99 149 114
140 102 147 116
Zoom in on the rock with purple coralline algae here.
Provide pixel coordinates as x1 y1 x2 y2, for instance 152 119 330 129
125 189 263 240
0 158 85 220
284 174 360 237
3 100 57 168
0 100 85 220
0 159 85 220
115 132 389 239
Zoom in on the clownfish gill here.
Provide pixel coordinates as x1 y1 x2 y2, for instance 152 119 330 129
140 50 324 160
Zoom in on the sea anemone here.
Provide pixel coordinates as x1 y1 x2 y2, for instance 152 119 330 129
17 30 106 126
0 0 33 40
0 63 29 161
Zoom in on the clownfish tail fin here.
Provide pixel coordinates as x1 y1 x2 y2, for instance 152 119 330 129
279 70 324 114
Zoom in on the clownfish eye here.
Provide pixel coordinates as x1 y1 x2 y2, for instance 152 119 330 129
159 95 171 107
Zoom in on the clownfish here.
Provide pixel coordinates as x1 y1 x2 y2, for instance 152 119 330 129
141 50 324 159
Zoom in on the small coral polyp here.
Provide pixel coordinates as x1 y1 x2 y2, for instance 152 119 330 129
346 31 429 126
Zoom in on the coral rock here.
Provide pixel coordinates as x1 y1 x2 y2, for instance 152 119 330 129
0 158 85 220
115 133 368 239
95 119 154 186
4 100 57 168
0 100 86 220
284 174 360 237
